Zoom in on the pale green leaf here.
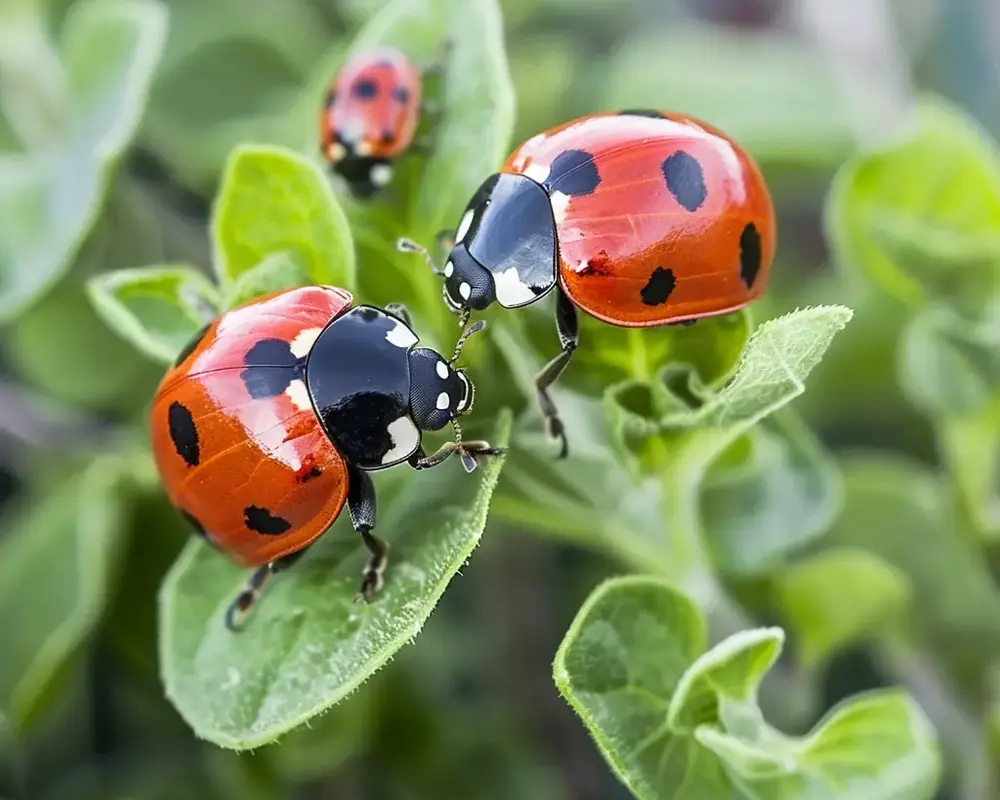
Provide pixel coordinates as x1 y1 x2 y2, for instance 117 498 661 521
702 412 841 575
161 411 511 749
0 456 131 729
825 95 1000 306
0 0 168 321
210 143 355 290
87 265 220 363
598 22 857 167
772 548 911 668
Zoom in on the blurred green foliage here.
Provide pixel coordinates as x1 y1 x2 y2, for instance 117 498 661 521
1 0 1000 798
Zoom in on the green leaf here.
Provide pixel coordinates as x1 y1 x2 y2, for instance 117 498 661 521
288 0 514 329
898 305 1000 416
0 456 131 729
160 410 511 749
0 0 167 321
223 251 308 309
210 143 355 291
86 264 220 363
597 22 858 167
825 95 1000 307
772 548 911 668
826 455 1000 650
939 398 1000 538
4 277 160 412
702 412 842 576
555 576 941 800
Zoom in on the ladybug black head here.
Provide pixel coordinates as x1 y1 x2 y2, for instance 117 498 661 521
407 347 476 431
327 131 394 198
442 245 496 312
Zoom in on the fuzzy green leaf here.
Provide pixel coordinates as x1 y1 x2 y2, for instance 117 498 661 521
87 265 220 363
223 251 308 309
0 0 167 321
939 398 1000 538
825 96 1000 307
160 411 511 749
702 413 841 575
555 576 941 800
0 457 131 729
210 144 355 291
772 548 911 668
827 455 1000 648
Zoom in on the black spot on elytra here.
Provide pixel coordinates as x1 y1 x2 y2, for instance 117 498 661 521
640 267 676 306
662 151 706 212
352 79 378 100
619 108 666 119
244 505 293 535
240 338 302 399
298 465 323 483
739 222 763 289
168 402 199 467
545 149 600 196
174 322 212 367
392 85 410 104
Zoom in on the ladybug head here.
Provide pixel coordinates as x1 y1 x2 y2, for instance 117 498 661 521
406 321 483 432
327 131 394 198
398 171 559 315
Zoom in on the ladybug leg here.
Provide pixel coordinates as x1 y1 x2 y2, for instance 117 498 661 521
347 465 389 602
409 439 505 474
225 548 310 632
534 288 579 459
385 302 413 327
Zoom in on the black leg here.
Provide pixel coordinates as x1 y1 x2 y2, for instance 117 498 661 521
385 302 413 328
534 287 579 459
225 547 310 632
347 465 389 602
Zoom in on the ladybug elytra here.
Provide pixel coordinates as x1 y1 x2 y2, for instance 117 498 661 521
150 286 502 629
400 109 777 456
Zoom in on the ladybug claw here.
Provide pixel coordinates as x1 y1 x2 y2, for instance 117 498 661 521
544 415 569 459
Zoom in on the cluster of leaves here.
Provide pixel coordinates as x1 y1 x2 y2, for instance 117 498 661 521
4 0 998 797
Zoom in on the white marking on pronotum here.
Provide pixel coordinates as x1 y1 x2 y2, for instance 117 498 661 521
549 190 571 225
459 282 471 300
285 379 313 412
385 318 418 348
522 160 550 184
454 209 474 243
382 416 420 464
327 142 346 162
494 267 539 307
436 392 450 410
436 360 449 379
354 139 373 156
443 261 454 277
290 327 322 358
370 163 393 187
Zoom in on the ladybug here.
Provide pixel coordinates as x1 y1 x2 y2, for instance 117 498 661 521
150 285 502 630
320 45 431 198
400 109 776 456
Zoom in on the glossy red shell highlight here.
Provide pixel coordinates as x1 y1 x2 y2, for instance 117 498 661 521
320 46 422 161
150 286 354 568
504 110 776 326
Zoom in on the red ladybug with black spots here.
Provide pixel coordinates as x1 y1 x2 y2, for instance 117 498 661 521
320 45 435 198
400 109 776 456
150 285 502 630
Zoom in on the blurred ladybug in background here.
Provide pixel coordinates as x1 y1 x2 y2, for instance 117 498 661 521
320 45 438 198
150 285 502 630
400 109 776 457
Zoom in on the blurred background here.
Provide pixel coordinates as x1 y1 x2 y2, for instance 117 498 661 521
1 0 1000 797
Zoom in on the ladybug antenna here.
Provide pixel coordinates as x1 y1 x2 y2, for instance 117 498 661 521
397 237 442 275
450 319 486 364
